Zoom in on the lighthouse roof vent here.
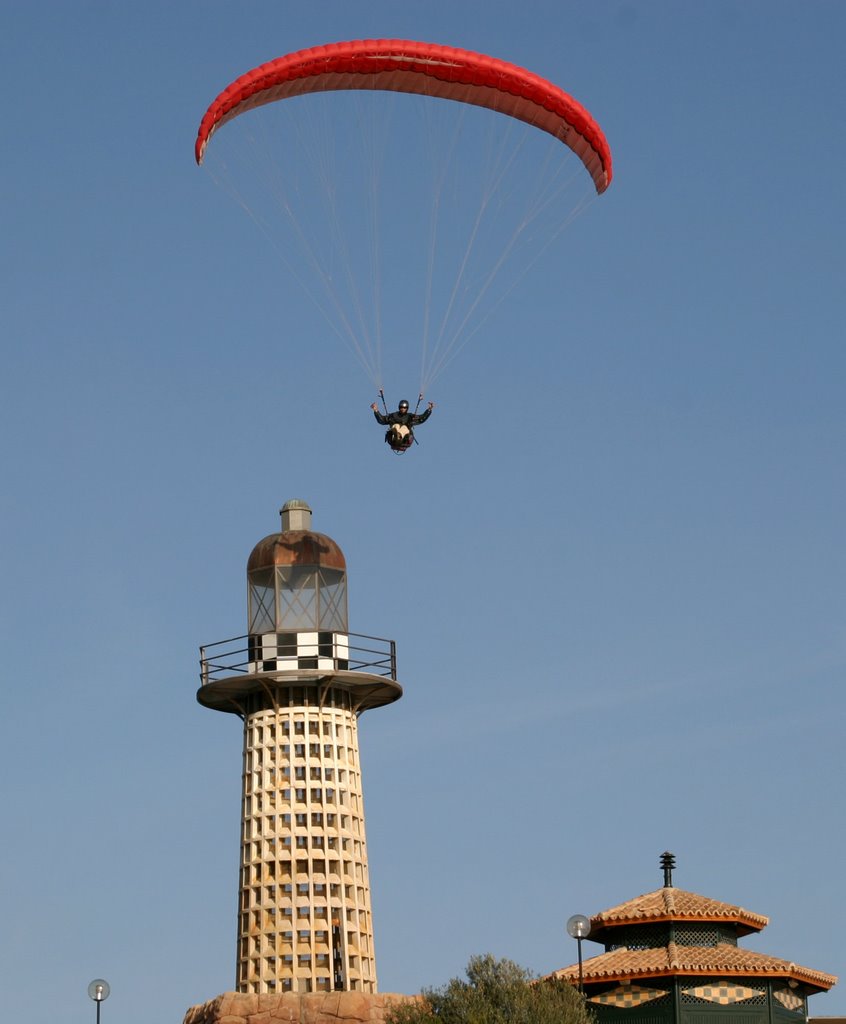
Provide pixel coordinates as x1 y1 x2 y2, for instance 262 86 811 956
280 499 312 531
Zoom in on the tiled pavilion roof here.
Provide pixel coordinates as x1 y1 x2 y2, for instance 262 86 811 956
553 858 838 1002
590 886 769 938
551 945 837 991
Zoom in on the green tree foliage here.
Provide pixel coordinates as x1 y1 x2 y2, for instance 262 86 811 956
386 954 592 1024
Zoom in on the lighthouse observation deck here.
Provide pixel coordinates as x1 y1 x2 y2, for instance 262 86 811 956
198 630 401 715
201 630 396 682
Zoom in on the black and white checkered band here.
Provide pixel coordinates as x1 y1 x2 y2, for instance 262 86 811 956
248 631 350 673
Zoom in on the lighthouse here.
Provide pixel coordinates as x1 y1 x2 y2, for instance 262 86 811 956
197 500 402 996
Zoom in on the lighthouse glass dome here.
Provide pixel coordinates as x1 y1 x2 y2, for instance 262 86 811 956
248 566 348 634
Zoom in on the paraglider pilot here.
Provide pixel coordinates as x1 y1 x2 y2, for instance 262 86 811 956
372 397 434 451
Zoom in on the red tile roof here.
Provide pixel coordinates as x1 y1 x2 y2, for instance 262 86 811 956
591 887 769 937
550 944 837 991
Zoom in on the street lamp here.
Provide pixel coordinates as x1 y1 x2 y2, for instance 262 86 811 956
566 914 590 996
88 979 110 1024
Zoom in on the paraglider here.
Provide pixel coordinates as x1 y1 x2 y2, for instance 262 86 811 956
371 393 435 453
195 39 613 453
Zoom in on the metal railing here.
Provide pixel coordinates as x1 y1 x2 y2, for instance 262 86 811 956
199 631 396 686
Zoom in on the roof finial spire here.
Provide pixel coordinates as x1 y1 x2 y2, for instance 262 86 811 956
660 851 676 888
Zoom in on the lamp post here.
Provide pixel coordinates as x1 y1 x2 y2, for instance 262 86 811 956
566 914 590 996
87 979 110 1024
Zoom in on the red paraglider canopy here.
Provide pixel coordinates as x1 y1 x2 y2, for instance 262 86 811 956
195 38 612 194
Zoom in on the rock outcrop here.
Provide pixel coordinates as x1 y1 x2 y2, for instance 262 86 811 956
184 991 418 1024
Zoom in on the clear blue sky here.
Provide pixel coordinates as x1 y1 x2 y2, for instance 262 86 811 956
1 3 844 1022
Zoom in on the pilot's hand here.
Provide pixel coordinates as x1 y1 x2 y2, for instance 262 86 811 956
428 401 434 410
371 403 378 411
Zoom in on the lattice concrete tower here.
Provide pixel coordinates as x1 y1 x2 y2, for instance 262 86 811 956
198 500 402 996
